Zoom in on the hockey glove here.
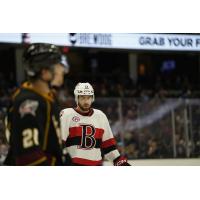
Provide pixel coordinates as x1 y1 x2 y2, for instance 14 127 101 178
113 156 131 166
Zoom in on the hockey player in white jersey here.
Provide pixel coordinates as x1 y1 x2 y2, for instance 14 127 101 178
60 82 130 166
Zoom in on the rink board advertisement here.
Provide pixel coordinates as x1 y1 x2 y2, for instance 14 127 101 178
1 33 200 51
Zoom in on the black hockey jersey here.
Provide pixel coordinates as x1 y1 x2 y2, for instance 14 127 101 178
4 82 63 165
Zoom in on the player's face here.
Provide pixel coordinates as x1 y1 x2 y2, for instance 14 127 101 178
78 95 93 112
51 63 65 87
41 68 54 82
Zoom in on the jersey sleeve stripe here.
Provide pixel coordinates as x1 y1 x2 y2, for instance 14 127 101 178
101 138 116 148
104 149 121 162
102 145 117 155
50 156 57 166
43 100 51 150
16 150 47 165
27 157 47 166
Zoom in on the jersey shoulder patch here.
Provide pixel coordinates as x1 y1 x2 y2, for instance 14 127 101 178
19 99 39 118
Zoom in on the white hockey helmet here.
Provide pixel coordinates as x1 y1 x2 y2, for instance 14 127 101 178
74 82 95 104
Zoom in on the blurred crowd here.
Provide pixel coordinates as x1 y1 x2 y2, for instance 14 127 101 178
1 72 200 164
0 73 15 164
95 97 200 160
60 73 200 100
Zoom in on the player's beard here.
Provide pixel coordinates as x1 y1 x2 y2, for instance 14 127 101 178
78 102 91 112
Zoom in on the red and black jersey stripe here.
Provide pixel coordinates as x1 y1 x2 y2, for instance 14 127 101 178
65 126 104 149
101 138 117 155
69 127 104 138
65 136 102 148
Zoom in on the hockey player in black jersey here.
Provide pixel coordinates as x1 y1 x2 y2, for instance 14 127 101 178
4 43 67 165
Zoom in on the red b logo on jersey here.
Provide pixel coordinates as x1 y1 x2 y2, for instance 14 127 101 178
80 124 96 149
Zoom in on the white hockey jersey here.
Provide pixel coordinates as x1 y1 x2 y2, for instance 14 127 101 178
60 108 120 166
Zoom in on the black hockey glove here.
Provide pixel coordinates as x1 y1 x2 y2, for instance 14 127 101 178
113 156 131 166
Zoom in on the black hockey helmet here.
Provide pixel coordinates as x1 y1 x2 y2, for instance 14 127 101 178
23 43 68 77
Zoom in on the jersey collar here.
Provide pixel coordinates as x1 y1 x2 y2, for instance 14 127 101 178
21 82 55 102
73 107 94 116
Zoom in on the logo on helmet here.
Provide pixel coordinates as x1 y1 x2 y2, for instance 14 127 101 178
74 82 95 104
